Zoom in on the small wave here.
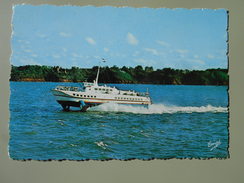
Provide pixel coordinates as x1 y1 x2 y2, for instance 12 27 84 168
95 141 108 149
89 103 228 114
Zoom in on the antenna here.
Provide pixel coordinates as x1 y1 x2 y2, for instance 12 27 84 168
146 88 149 96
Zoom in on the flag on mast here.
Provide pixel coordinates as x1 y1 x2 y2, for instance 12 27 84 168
101 58 106 62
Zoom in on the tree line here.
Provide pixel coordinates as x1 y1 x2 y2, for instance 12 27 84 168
10 65 228 85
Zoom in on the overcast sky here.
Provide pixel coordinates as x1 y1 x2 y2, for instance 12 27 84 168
11 5 228 70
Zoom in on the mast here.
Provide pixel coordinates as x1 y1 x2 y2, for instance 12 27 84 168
94 65 100 86
94 58 106 86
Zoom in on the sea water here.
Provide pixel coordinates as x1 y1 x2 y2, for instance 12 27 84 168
9 82 229 160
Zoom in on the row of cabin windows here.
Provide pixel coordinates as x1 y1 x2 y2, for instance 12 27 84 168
73 93 97 98
72 93 143 101
115 97 143 101
94 88 113 92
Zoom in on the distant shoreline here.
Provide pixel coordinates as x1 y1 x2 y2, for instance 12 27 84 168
10 65 229 86
10 80 228 86
10 78 228 86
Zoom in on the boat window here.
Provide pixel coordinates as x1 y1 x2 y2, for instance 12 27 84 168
110 89 112 91
99 88 101 90
87 95 90 97
84 95 86 97
95 88 98 90
73 94 75 96
102 88 105 91
77 94 79 96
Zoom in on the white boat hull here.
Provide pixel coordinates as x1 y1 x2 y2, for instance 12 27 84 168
52 89 151 111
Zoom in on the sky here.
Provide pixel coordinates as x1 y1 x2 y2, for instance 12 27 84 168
11 5 228 70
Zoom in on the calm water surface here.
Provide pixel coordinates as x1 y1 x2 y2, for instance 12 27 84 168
9 82 229 160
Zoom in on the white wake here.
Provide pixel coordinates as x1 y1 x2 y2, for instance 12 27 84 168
88 103 228 114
